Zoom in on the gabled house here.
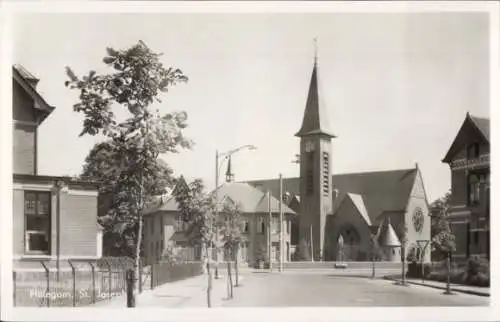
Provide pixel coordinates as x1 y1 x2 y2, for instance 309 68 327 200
12 65 102 269
442 113 490 261
142 179 296 266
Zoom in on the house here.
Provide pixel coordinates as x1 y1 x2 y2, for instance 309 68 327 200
12 65 102 269
142 178 295 266
442 113 490 261
243 56 431 262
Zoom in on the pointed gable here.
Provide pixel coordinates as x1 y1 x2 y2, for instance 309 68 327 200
295 61 335 138
442 113 490 163
12 65 55 124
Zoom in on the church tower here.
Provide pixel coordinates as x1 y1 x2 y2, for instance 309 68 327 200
295 49 335 261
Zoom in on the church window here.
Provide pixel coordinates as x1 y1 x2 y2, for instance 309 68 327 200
323 152 329 196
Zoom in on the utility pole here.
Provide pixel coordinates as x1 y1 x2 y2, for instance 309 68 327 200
268 190 273 272
279 174 283 272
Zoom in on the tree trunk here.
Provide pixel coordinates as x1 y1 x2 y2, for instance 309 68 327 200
205 243 212 307
235 244 240 287
401 244 406 285
132 213 143 307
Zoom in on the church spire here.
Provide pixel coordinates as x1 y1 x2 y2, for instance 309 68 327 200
295 39 335 138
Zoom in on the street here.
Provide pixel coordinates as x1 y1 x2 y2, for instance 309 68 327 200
223 270 489 307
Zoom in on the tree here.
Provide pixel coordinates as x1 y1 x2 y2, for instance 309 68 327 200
81 140 175 257
295 238 311 261
369 233 384 278
430 191 456 258
218 200 244 289
65 41 191 306
174 179 216 306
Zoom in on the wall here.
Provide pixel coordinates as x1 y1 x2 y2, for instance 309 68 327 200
326 197 372 261
13 80 37 175
404 170 431 263
13 181 99 260
59 191 99 257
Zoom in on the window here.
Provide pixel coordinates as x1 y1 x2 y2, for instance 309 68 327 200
24 191 51 254
287 220 290 234
160 216 164 236
473 231 479 244
243 220 249 233
468 174 480 205
323 152 329 196
467 143 480 159
257 217 264 234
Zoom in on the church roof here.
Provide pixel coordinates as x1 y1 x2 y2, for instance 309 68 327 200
245 167 418 222
295 62 335 138
442 113 490 163
346 193 371 226
377 218 401 248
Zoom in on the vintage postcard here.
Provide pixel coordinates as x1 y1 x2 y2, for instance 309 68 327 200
1 1 498 321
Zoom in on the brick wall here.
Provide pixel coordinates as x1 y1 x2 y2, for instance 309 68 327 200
60 192 98 257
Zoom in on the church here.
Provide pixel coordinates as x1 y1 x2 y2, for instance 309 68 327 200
243 56 432 263
144 55 432 265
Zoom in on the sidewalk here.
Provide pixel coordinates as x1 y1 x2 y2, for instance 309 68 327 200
384 275 490 297
91 272 243 308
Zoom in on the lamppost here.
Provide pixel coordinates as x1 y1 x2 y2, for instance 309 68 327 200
212 145 257 279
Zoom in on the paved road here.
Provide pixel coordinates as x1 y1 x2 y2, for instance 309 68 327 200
224 271 489 307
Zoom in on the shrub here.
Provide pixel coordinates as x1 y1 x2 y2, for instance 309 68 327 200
466 256 489 276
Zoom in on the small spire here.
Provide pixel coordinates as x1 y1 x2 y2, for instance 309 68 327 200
313 37 318 66
225 156 234 182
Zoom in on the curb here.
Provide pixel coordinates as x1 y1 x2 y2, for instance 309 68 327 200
383 276 490 297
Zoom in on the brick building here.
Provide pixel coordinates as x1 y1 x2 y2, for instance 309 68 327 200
442 113 490 261
12 65 102 269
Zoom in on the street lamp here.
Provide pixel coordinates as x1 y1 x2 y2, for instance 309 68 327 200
212 145 257 280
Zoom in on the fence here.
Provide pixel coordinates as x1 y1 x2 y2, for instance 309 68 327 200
13 257 133 307
150 261 203 289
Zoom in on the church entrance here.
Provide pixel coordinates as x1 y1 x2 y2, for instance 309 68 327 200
336 226 363 261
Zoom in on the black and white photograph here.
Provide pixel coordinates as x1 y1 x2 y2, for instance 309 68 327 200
1 1 498 321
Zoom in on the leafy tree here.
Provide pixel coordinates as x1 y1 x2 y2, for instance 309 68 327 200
65 41 191 306
218 200 244 287
430 191 456 258
80 140 175 257
174 178 217 306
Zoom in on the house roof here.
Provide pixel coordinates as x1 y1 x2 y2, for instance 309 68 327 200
144 181 296 216
442 113 490 163
245 167 418 223
12 65 55 123
295 61 335 138
216 182 296 215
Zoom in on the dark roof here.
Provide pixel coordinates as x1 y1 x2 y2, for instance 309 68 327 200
442 113 490 163
12 65 55 123
245 168 418 223
295 62 335 138
13 173 100 190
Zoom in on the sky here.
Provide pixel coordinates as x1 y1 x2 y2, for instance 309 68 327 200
11 11 490 202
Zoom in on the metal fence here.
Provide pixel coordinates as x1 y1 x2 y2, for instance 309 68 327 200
13 257 134 307
150 261 203 290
